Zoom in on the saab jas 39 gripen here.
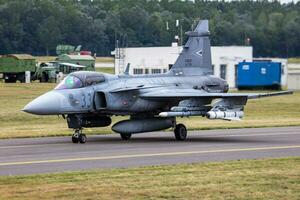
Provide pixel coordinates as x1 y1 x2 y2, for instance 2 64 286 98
23 20 292 143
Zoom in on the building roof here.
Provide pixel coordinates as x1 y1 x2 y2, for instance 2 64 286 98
57 54 95 61
6 54 35 60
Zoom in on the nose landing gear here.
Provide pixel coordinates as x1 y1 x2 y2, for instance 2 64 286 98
72 128 87 144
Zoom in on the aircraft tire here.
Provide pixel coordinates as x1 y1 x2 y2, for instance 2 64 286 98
120 133 131 140
79 134 87 144
174 124 187 141
72 136 79 143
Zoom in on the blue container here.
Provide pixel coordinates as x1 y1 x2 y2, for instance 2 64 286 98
237 61 281 89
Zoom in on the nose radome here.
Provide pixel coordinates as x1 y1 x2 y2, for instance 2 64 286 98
22 91 65 115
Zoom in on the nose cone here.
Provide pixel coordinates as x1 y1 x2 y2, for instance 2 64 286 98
23 91 65 115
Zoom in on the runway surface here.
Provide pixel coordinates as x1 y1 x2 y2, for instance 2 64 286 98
0 126 300 175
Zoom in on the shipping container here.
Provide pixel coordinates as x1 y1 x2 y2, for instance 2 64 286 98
237 61 281 89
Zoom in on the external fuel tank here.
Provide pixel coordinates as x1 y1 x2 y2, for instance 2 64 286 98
112 118 175 134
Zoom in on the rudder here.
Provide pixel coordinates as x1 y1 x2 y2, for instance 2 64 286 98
169 20 212 76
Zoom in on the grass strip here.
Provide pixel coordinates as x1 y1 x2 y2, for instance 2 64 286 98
0 157 299 200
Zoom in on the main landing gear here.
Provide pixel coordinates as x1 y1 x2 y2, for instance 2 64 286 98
174 123 187 141
118 124 187 141
72 129 87 144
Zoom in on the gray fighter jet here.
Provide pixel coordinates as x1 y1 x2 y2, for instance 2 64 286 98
23 20 292 143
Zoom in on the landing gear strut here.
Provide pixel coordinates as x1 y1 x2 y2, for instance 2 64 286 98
72 129 87 144
174 123 187 141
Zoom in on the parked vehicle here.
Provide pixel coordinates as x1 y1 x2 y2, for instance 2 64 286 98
0 53 95 83
0 54 36 83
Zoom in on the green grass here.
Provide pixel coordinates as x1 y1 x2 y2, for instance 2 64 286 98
288 57 300 64
179 90 300 130
95 67 115 74
0 82 299 139
95 56 114 63
0 157 299 200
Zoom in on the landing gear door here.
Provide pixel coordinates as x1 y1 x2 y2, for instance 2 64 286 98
94 92 107 110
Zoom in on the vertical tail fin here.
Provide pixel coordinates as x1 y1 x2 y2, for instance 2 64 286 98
169 20 212 76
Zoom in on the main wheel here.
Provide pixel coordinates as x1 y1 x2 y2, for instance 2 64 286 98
72 135 79 143
18 74 25 83
120 133 132 140
174 124 187 141
78 134 87 143
5 76 16 83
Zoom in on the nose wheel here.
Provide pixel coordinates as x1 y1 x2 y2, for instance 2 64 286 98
174 123 187 141
72 129 87 144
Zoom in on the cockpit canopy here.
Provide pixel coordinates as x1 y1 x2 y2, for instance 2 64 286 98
55 71 105 90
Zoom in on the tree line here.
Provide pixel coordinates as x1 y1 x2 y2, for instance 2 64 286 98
0 0 299 57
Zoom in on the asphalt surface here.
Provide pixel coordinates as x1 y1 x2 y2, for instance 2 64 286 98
0 126 300 176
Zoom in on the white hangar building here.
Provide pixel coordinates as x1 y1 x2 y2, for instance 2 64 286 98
287 63 300 90
114 45 253 88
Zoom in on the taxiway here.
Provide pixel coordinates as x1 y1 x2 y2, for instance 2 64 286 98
0 126 299 175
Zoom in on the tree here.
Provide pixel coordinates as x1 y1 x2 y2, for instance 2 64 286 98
0 0 299 57
37 17 62 55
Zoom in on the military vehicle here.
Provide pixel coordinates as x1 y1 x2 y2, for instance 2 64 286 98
56 54 95 71
56 45 92 56
56 45 82 55
0 54 36 83
0 55 95 84
34 62 87 83
23 20 292 143
36 53 95 83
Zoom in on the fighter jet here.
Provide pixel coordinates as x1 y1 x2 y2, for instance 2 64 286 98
23 20 292 143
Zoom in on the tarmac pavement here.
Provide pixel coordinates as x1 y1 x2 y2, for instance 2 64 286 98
0 126 300 175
